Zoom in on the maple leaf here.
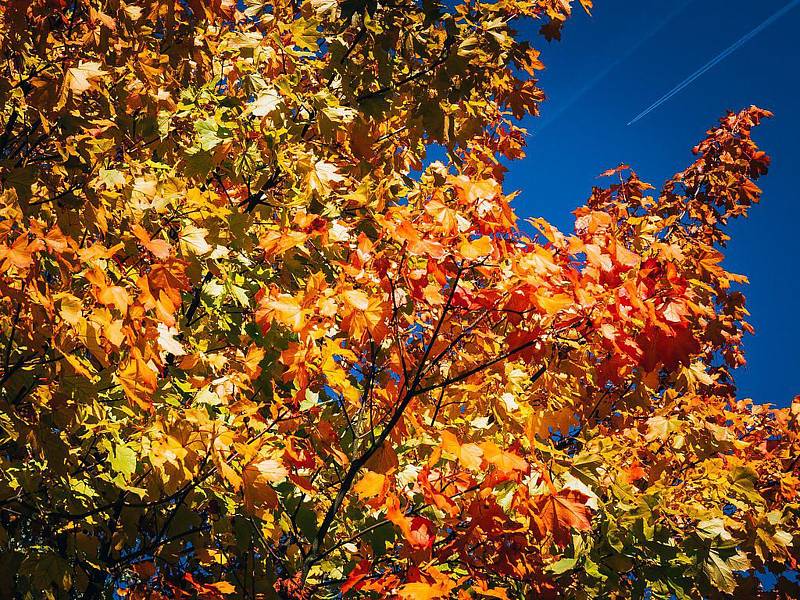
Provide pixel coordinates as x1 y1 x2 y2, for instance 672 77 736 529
342 289 386 338
386 495 436 550
245 458 288 484
343 289 370 311
58 294 83 325
242 458 288 518
180 225 212 255
536 292 573 315
398 581 453 600
534 489 592 546
354 470 386 500
97 285 131 314
246 88 283 117
440 430 483 470
341 559 372 594
118 349 158 408
308 159 344 196
397 567 457 599
479 441 529 474
459 236 493 260
0 234 44 273
157 323 186 356
132 224 171 259
184 573 236 598
65 61 107 93
261 294 306 332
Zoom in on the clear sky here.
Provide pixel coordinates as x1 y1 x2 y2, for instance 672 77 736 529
506 0 800 407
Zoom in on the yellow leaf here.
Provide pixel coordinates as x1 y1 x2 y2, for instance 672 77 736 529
208 581 236 595
460 236 493 260
246 458 288 483
247 88 282 117
59 294 83 325
180 225 212 255
308 159 344 196
157 324 186 356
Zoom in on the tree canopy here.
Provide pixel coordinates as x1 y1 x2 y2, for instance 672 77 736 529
0 0 798 598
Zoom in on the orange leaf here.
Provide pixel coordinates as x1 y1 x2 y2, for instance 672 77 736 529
386 495 435 550
621 462 647 484
440 430 483 471
536 293 572 315
534 489 592 546
398 582 451 600
263 295 306 332
341 559 372 594
479 441 528 474
354 471 386 500
132 224 171 259
98 285 131 314
206 582 236 595
0 235 38 272
118 349 157 409
242 458 287 518
397 567 456 599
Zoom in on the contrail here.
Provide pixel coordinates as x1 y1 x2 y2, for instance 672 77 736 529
628 0 800 126
537 0 697 132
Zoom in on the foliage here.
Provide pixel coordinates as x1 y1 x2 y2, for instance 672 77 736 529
0 0 797 598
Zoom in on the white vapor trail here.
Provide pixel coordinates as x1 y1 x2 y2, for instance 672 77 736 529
627 0 800 126
537 0 697 132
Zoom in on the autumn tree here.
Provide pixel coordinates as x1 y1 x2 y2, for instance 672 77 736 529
0 0 797 598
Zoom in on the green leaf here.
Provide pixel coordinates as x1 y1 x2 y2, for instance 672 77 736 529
548 557 577 574
704 549 750 594
728 466 764 506
195 118 226 151
295 505 318 541
184 147 214 179
697 518 730 541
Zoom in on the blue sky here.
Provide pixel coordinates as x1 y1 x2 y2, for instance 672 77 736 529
506 0 800 406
